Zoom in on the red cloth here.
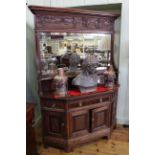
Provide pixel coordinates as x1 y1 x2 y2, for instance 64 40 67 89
68 86 112 96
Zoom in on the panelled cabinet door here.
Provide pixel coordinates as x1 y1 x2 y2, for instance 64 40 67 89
91 103 111 132
42 110 65 138
69 110 89 137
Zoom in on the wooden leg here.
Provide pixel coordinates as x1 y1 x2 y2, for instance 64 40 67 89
44 144 49 149
106 134 111 140
113 124 117 129
102 134 111 140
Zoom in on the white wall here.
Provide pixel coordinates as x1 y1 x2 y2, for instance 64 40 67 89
26 0 129 125
116 0 129 124
27 0 50 6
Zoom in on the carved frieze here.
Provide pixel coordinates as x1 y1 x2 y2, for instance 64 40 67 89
36 15 74 29
87 18 99 29
99 17 114 31
36 14 115 31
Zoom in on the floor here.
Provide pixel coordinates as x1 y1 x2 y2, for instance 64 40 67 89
36 125 129 155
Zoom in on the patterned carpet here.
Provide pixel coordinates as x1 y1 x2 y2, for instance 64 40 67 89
35 125 129 155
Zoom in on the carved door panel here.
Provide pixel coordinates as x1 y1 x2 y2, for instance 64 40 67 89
69 110 89 137
91 103 111 132
42 110 65 138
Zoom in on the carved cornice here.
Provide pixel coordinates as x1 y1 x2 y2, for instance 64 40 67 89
36 14 115 31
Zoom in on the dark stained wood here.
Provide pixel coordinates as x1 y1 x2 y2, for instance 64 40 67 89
35 14 115 32
110 91 118 129
26 103 38 155
69 109 90 137
28 5 120 152
42 110 66 138
91 103 111 132
39 89 118 151
29 5 120 17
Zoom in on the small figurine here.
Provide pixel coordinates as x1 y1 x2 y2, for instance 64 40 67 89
105 65 116 88
48 63 57 76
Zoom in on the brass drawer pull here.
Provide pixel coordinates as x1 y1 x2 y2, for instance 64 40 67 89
78 102 83 107
100 98 102 102
52 104 56 108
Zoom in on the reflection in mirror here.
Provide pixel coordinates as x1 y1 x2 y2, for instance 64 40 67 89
39 32 111 78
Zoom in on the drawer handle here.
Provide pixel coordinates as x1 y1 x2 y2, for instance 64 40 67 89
52 104 56 108
78 102 82 107
61 123 64 127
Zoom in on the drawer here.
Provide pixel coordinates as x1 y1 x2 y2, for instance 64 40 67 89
41 99 65 109
68 95 111 109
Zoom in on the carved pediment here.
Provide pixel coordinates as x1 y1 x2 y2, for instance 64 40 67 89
36 14 115 31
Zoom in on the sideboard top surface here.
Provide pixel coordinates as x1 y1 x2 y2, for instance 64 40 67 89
40 86 118 101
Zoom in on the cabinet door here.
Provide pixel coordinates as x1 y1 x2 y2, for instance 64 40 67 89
69 110 89 137
91 103 111 132
42 110 65 138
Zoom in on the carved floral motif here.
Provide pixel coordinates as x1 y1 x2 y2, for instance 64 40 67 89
36 14 115 31
87 18 99 29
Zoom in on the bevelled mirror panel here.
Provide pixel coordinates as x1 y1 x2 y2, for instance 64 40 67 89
39 32 111 78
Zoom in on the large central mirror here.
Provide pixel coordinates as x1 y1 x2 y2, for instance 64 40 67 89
39 32 111 78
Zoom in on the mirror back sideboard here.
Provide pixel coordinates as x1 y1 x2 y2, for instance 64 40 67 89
29 5 120 152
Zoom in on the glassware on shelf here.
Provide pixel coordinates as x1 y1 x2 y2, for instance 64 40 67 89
48 63 57 77
97 74 105 86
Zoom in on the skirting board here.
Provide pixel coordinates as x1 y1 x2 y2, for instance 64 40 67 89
116 117 129 125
